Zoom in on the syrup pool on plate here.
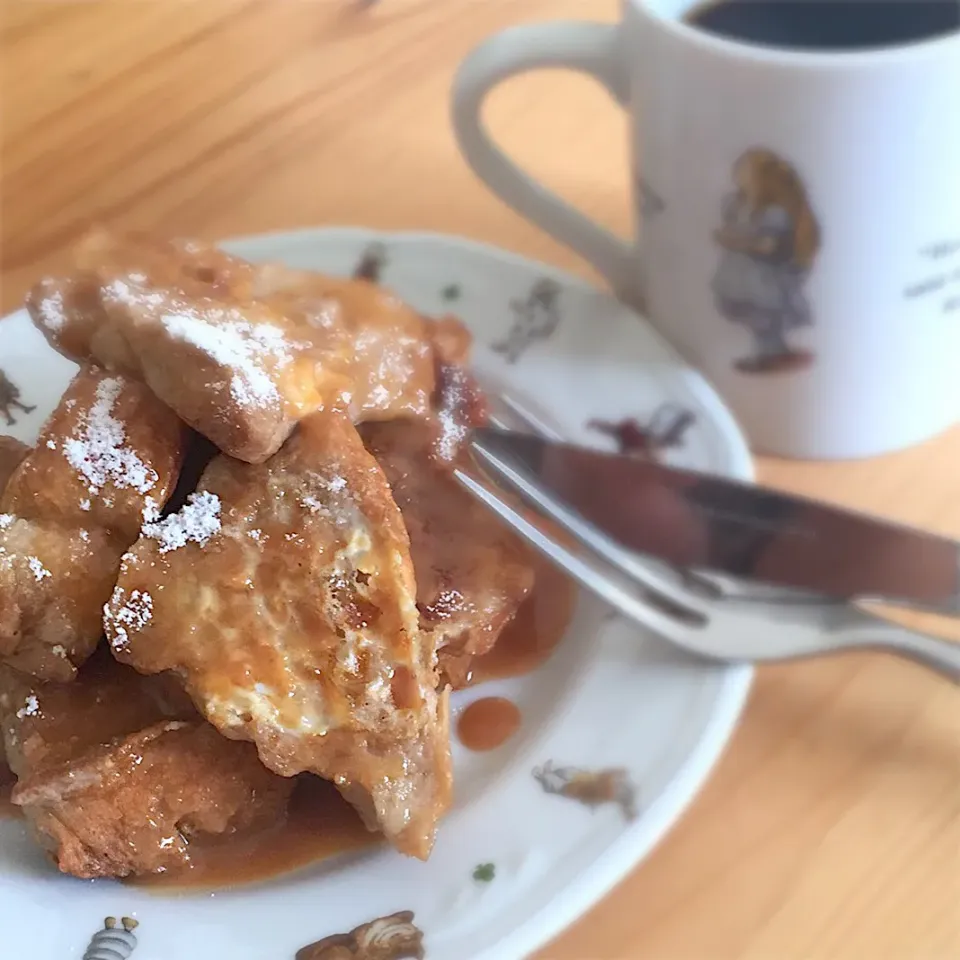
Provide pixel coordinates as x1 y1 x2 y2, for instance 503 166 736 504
457 697 522 752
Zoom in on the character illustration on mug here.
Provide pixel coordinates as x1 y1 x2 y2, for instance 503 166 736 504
712 148 821 374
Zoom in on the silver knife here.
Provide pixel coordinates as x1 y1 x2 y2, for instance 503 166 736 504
469 426 960 615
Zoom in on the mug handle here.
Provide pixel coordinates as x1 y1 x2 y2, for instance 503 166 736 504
452 21 637 298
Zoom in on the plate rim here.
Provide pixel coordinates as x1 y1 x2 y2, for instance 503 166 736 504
1 225 755 960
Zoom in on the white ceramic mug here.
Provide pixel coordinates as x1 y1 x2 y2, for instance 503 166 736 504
452 2 960 459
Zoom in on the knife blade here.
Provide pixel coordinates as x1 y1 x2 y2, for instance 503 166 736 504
469 427 960 614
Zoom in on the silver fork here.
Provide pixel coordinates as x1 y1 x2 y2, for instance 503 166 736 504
454 392 960 682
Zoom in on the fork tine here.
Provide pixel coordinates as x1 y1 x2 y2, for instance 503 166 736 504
489 388 730 602
453 468 705 637
458 465 960 678
469 437 708 621
488 392 565 441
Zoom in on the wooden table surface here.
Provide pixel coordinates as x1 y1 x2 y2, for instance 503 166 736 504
2 2 957 958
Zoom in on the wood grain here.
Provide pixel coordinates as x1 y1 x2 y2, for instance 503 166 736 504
1 2 958 958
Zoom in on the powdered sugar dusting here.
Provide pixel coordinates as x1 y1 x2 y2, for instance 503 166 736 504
301 495 328 515
436 409 463 461
27 557 51 581
0 514 13 530
106 587 154 653
142 496 160 524
436 366 471 461
36 288 65 332
16 694 40 719
368 384 390 407
62 377 159 498
142 490 221 553
300 473 348 516
161 312 293 409
104 278 165 309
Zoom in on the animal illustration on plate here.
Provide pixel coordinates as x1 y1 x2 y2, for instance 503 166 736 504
354 242 388 283
492 278 562 364
82 917 139 960
588 403 695 458
533 760 637 822
0 368 36 425
636 172 666 219
712 148 821 374
296 911 425 960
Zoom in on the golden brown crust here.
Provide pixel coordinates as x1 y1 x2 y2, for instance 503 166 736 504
0 436 29 493
0 368 185 680
251 263 435 423
0 519 122 681
12 721 292 879
26 228 444 463
28 231 322 463
0 652 178 779
73 228 258 295
1 653 291 880
11 229 500 872
3 367 185 539
428 314 473 369
361 420 535 688
106 410 451 858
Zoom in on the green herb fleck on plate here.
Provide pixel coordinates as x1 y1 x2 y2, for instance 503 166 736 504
473 862 495 883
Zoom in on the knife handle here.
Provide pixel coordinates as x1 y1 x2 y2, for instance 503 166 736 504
862 622 960 683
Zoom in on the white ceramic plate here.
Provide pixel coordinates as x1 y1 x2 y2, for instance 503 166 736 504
0 228 753 960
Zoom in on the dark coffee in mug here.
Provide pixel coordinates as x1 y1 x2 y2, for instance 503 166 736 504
684 0 960 51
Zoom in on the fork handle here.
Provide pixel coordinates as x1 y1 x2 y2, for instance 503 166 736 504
860 623 960 683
